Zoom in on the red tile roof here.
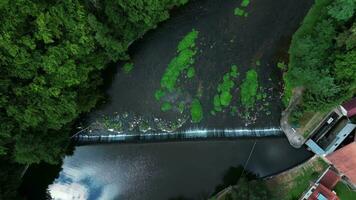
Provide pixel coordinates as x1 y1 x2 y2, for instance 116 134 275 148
307 184 339 200
342 97 356 118
319 169 340 190
327 142 356 185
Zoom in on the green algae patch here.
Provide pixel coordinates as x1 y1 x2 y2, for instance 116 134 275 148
191 99 203 123
161 102 172 112
177 30 199 52
155 90 165 101
234 7 245 16
122 62 134 74
155 29 200 118
187 67 195 78
241 0 250 7
157 29 199 93
240 69 258 109
213 65 239 112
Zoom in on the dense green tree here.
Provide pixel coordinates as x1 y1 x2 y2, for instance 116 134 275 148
286 0 356 114
0 0 188 164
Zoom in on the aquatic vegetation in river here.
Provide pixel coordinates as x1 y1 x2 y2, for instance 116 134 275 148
159 29 199 92
234 0 251 17
213 65 239 112
161 102 172 111
240 69 258 109
122 62 134 74
234 7 245 16
191 99 203 123
187 67 195 78
154 90 165 101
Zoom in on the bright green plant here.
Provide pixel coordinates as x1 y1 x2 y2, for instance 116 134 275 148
161 102 172 112
234 7 245 16
191 99 203 123
122 62 134 74
154 90 165 101
240 69 258 109
241 0 250 7
187 67 195 78
213 65 239 111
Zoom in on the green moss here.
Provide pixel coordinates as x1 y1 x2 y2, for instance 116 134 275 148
187 67 195 78
191 99 203 123
161 102 172 112
234 7 245 16
154 90 165 101
240 69 258 109
122 62 134 74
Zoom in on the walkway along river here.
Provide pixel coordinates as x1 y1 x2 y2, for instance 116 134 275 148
20 0 314 199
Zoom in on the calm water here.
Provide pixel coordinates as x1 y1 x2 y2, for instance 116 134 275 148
20 0 314 199
47 139 310 200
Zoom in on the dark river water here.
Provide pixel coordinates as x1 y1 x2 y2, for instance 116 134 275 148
22 139 311 200
20 0 314 199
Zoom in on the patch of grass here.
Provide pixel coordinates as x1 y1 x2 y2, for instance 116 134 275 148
268 158 328 200
161 102 172 112
234 7 245 16
240 69 258 109
187 67 195 78
122 62 134 74
335 182 356 200
191 99 203 123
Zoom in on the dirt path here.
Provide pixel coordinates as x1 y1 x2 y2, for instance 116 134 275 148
281 87 305 148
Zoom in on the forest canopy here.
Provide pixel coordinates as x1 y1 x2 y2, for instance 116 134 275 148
285 0 356 113
0 0 188 164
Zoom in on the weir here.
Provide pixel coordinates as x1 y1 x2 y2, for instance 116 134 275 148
74 127 283 145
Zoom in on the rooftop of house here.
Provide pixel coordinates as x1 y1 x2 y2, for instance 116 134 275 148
327 142 356 185
307 183 339 200
319 169 341 190
342 97 356 118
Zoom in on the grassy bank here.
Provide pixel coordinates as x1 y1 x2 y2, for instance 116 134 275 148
266 157 328 200
335 182 356 200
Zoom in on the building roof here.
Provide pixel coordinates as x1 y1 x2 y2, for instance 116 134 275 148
327 142 356 185
307 184 339 200
319 169 340 189
342 97 356 118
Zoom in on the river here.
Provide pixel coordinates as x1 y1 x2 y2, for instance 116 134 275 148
20 0 313 199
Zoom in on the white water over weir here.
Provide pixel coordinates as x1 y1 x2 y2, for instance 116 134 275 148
74 127 283 144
